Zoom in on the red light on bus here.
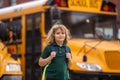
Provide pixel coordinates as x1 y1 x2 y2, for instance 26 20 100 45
8 48 15 53
109 5 114 12
101 1 116 12
103 5 109 11
54 0 61 6
60 0 67 7
54 0 67 7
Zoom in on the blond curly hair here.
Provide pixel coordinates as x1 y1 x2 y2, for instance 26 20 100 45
47 24 71 44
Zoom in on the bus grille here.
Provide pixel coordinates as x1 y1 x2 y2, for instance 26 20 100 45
105 51 120 69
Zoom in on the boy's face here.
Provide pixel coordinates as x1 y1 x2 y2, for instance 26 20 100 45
54 28 65 43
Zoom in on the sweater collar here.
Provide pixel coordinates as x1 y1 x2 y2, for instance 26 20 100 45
52 41 66 47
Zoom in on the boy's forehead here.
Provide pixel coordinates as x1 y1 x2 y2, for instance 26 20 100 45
56 28 65 32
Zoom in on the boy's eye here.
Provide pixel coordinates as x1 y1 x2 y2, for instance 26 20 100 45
62 32 65 34
56 32 60 34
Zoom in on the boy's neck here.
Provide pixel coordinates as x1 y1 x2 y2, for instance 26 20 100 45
56 41 63 47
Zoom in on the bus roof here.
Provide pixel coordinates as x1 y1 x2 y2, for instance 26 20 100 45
0 0 47 15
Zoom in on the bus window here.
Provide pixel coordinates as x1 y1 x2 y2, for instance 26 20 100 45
7 18 22 43
95 17 115 40
45 9 52 34
0 21 9 42
58 11 117 40
118 29 120 39
26 13 41 54
1 17 22 44
60 11 96 38
26 12 41 80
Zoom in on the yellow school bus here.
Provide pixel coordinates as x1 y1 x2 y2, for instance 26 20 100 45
0 0 120 80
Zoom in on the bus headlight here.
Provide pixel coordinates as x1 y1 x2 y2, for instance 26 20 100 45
76 62 102 72
6 63 21 72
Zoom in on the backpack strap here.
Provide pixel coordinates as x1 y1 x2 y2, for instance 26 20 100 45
50 45 70 53
42 62 50 80
50 45 56 51
65 46 70 53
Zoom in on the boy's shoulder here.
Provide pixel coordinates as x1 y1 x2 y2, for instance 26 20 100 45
44 45 51 51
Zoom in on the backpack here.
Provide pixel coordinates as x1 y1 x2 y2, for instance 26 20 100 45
42 45 70 80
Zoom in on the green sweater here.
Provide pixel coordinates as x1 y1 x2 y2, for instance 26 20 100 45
41 42 71 80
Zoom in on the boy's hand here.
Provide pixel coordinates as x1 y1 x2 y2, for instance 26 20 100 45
66 53 72 67
66 53 72 61
50 51 56 58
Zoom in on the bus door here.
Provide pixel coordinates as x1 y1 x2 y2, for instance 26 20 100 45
26 13 41 80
